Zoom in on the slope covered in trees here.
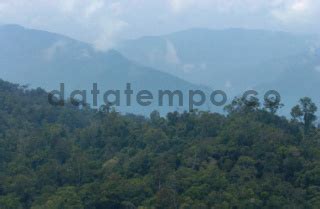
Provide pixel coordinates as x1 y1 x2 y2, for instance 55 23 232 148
1 78 320 209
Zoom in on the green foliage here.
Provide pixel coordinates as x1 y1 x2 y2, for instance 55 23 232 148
0 79 320 208
291 97 318 132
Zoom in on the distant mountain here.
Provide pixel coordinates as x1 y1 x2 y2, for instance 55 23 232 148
117 28 317 89
2 25 319 115
117 28 320 113
0 25 212 115
257 50 320 114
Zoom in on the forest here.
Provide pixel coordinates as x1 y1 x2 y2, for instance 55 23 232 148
1 78 320 209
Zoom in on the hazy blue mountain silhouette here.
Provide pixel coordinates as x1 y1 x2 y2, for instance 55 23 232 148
117 28 318 90
1 25 320 115
0 25 212 115
256 50 320 114
117 28 320 113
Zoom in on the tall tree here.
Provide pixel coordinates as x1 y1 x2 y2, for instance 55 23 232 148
291 97 318 132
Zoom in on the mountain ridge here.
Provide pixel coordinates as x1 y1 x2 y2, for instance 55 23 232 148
0 24 211 115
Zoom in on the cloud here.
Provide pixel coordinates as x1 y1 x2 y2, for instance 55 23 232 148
59 0 77 13
165 0 320 33
0 0 130 51
271 0 316 24
165 40 181 65
166 0 320 23
167 0 277 14
93 20 129 51
44 40 67 61
84 0 105 18
168 0 197 13
0 0 320 51
109 2 124 16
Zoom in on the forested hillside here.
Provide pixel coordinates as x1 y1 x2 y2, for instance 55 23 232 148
1 78 320 209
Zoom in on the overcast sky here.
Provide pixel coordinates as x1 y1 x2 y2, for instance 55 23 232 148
0 0 319 50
